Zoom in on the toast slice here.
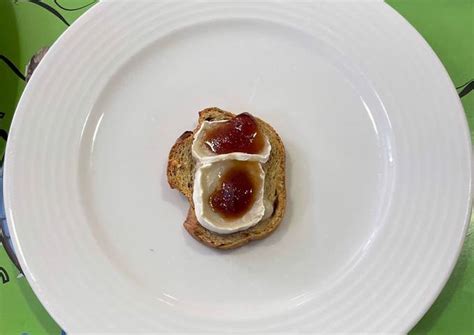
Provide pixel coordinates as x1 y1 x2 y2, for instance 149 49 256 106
167 107 286 249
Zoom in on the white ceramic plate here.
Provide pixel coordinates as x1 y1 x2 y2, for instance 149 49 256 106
5 1 472 333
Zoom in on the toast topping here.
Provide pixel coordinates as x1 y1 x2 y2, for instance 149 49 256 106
209 161 260 219
193 160 266 234
204 113 264 154
192 114 271 163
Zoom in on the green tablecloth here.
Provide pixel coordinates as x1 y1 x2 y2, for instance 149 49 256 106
0 1 472 333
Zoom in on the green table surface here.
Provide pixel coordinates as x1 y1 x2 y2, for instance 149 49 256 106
0 1 472 334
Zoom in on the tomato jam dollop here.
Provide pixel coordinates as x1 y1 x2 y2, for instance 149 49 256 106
209 162 259 219
204 113 265 155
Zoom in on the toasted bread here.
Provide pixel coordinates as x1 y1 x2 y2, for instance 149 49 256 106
167 107 286 249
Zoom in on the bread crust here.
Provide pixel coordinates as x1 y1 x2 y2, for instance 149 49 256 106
167 107 286 249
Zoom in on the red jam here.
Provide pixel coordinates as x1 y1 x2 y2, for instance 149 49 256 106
204 113 265 155
209 162 259 219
